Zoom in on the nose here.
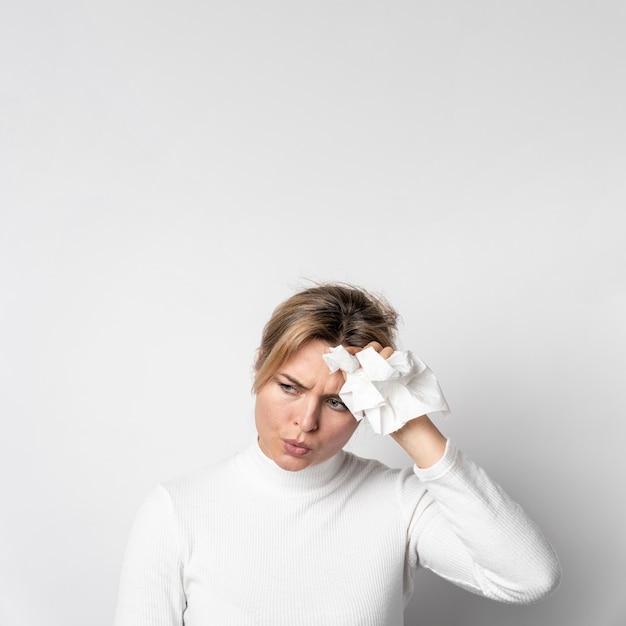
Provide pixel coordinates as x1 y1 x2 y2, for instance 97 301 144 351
295 400 320 432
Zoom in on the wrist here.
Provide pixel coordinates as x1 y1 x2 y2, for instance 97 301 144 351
390 415 447 469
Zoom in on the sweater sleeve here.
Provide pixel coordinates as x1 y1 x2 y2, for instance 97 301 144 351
113 485 186 626
406 441 561 604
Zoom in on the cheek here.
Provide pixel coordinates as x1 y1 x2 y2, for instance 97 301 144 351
255 389 289 430
254 394 271 431
328 415 359 444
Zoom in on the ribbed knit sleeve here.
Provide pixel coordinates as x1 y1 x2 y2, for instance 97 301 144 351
408 441 561 604
113 485 186 626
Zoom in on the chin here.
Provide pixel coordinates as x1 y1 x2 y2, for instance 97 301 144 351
274 454 313 472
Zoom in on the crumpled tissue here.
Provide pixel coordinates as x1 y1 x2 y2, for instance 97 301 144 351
322 345 450 435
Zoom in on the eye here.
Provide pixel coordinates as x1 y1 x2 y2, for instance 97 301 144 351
327 397 348 411
278 382 298 395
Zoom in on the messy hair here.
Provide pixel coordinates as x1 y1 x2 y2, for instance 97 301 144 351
253 283 399 392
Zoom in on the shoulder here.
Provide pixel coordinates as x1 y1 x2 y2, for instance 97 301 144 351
342 450 398 476
161 453 237 501
341 451 422 495
338 452 429 530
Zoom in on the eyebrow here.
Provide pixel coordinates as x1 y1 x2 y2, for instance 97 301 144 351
277 373 343 401
278 373 312 391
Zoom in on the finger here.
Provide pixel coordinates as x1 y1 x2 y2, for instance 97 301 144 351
344 342 382 355
362 341 383 352
379 346 394 360
344 343 394 360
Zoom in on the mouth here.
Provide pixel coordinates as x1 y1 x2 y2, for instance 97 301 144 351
281 439 313 457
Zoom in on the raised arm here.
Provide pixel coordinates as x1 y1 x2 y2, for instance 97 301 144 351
399 434 561 603
335 342 561 603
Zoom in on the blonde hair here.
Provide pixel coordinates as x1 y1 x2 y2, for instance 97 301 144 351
253 283 399 392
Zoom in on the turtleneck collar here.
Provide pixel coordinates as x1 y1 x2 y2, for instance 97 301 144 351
235 438 349 496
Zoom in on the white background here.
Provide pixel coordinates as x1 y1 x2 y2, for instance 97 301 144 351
1 1 624 625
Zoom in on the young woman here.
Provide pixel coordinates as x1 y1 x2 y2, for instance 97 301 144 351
113 283 560 625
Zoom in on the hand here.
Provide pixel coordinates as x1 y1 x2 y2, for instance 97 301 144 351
344 343 447 468
337 342 395 383
344 341 394 359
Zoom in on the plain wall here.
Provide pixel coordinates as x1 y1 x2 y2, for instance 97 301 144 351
1 1 624 625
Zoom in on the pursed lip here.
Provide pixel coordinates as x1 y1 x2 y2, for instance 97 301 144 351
282 438 312 450
281 438 313 456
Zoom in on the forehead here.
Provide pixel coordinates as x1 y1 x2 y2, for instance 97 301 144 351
282 339 332 370
280 340 343 388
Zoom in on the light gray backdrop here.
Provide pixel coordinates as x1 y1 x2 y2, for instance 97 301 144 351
1 1 624 625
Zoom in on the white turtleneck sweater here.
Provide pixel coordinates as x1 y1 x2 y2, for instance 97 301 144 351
113 440 560 625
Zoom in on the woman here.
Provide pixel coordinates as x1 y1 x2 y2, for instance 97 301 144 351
113 282 561 625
